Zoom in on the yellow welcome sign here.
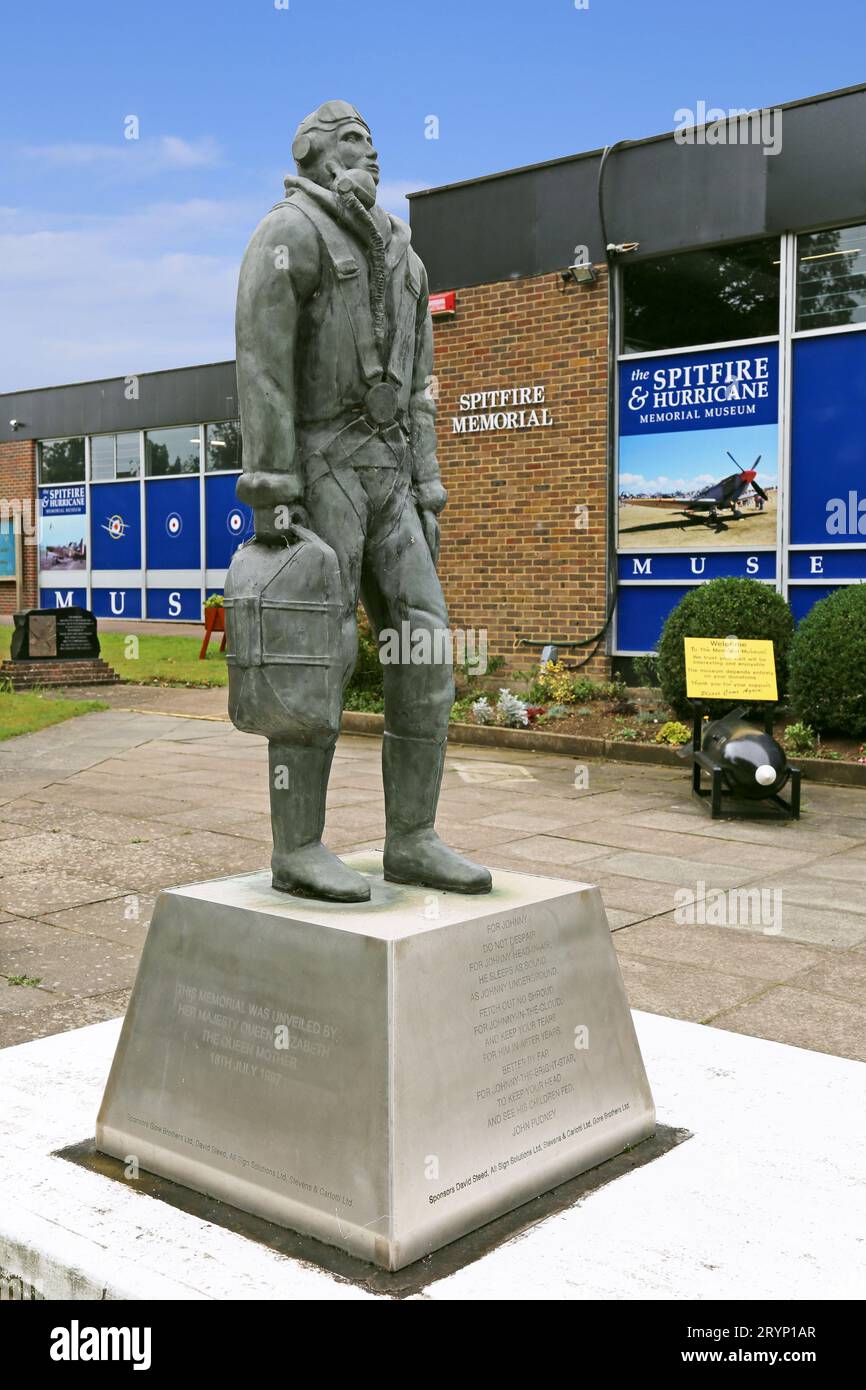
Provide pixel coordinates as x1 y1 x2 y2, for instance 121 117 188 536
684 636 778 702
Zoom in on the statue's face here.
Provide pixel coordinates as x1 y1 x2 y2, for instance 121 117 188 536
332 120 379 188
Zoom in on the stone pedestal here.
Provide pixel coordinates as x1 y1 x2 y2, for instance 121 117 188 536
96 853 655 1271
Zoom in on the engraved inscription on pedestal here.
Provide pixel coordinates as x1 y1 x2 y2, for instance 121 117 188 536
98 891 390 1253
391 886 653 1262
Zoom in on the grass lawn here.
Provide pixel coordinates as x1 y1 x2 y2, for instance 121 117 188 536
0 627 227 688
0 691 107 741
99 633 228 687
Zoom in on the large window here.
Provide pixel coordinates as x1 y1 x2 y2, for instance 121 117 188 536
38 437 85 484
621 238 780 354
796 222 866 331
205 420 242 472
91 432 141 481
145 426 201 477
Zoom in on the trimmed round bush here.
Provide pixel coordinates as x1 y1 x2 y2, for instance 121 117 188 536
788 586 866 737
657 577 794 716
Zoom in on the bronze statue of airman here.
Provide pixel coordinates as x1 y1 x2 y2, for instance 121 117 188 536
225 100 492 903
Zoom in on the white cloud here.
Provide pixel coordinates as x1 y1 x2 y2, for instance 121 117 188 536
0 200 251 390
0 176 431 390
619 472 717 493
14 135 222 176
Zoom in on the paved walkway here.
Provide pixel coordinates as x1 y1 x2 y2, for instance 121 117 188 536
1 704 865 1058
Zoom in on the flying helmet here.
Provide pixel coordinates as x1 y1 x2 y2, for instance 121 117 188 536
292 100 371 166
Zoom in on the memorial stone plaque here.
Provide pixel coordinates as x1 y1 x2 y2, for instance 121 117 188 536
10 607 100 662
97 854 656 1270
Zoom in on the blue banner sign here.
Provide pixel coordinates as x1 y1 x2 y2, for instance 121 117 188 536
618 344 779 557
39 587 87 610
618 551 776 581
39 484 87 516
90 482 141 571
788 551 866 580
145 479 201 569
616 585 691 652
620 343 779 438
146 588 202 621
91 588 143 619
790 332 866 545
788 586 843 623
39 485 87 573
205 473 252 570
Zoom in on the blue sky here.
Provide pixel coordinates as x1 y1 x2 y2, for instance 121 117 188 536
2 0 866 391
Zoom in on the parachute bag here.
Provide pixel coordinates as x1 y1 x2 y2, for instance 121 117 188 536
224 525 344 744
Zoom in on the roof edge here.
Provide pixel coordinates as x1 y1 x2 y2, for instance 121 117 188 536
407 79 866 201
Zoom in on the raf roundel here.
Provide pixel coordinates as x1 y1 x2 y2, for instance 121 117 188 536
102 514 129 540
227 508 246 536
165 512 183 538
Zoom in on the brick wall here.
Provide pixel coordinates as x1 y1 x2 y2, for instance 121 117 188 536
0 439 38 615
432 268 611 679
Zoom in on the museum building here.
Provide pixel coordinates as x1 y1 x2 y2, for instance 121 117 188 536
3 81 866 675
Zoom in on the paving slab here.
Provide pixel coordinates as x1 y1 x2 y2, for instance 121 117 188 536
788 944 866 1005
0 918 139 994
709 986 866 1062
491 835 614 872
544 818 811 871
627 808 862 855
0 991 132 1049
614 917 827 981
585 849 759 889
614 953 769 1023
0 873 126 917
38 894 157 946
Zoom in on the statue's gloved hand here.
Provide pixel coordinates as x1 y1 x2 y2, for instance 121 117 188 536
237 474 310 545
413 479 447 514
236 469 304 511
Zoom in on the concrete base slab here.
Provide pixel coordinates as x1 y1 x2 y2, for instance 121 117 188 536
1 1010 864 1299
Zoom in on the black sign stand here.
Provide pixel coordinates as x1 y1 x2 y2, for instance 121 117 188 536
690 700 801 821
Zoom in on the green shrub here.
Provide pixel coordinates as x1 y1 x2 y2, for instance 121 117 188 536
657 578 793 716
655 720 691 746
784 721 817 755
788 587 866 736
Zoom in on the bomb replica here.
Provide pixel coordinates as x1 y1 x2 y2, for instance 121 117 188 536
690 704 801 820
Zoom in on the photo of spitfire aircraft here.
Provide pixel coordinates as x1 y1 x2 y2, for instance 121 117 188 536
683 452 770 522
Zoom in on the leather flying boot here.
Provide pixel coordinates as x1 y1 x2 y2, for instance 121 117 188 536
382 732 493 893
269 740 371 902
